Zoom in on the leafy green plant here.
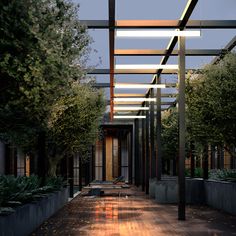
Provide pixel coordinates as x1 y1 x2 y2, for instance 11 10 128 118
209 169 236 181
45 176 67 190
0 175 66 214
185 167 203 178
186 53 236 159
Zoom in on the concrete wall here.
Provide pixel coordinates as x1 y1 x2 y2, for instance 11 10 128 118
150 177 204 204
0 142 5 175
150 177 236 215
149 178 156 198
205 180 236 215
0 187 69 236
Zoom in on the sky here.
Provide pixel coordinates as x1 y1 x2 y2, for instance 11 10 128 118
72 0 236 101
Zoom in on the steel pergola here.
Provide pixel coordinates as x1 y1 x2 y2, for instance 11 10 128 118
82 0 236 220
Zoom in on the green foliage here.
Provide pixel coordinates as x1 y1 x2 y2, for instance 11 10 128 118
45 176 67 189
161 108 178 160
0 175 66 213
48 83 105 155
0 0 106 175
209 169 236 181
46 83 105 176
0 0 92 150
185 167 203 178
186 53 236 155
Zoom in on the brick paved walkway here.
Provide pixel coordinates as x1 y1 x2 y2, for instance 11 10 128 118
31 187 236 236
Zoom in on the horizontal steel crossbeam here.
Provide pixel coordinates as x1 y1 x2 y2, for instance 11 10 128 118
80 20 236 29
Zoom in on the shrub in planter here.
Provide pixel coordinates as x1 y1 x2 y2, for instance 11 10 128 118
209 169 236 181
185 167 203 178
0 175 66 215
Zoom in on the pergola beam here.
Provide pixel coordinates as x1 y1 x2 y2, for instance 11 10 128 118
114 49 224 56
88 69 182 74
107 101 175 105
94 83 176 88
211 36 236 64
114 93 177 97
81 20 236 29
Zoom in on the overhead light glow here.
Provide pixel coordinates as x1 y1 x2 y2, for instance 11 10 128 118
116 30 201 38
115 64 178 70
114 106 149 111
114 115 146 119
115 83 166 89
114 98 155 102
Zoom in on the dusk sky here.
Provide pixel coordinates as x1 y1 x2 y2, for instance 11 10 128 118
72 0 236 101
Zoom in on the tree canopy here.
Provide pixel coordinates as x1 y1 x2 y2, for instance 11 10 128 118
0 0 106 175
186 53 236 156
161 53 236 160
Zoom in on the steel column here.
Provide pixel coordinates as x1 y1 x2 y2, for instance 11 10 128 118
102 134 106 181
128 131 133 184
141 110 146 191
150 89 155 178
156 77 162 180
134 119 140 186
109 0 115 120
178 35 186 221
145 101 150 194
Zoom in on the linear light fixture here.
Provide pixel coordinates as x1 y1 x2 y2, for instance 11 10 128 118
114 115 146 119
114 98 156 102
116 30 201 38
115 83 166 89
115 64 178 70
114 106 149 111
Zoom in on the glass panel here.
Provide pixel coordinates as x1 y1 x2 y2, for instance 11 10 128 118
17 149 25 176
121 167 128 182
95 167 103 180
121 137 129 182
113 138 119 178
95 141 103 180
121 139 128 166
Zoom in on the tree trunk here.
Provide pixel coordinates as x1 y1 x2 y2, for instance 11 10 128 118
190 141 195 178
68 155 74 198
203 144 209 179
37 131 47 182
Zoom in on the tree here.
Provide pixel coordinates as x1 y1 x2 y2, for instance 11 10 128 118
161 108 178 161
0 0 90 150
0 0 105 177
47 83 105 176
186 53 236 159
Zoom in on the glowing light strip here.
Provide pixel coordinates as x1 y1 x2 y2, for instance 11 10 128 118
114 98 156 102
115 64 178 70
115 83 166 89
114 115 146 119
114 106 149 111
116 30 201 38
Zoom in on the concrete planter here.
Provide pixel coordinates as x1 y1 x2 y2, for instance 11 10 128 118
150 177 236 215
149 178 156 198
150 177 204 204
0 187 69 236
205 180 236 215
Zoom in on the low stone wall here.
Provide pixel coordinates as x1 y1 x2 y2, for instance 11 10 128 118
149 177 236 215
205 180 236 215
154 177 178 204
0 187 69 236
150 177 204 204
149 178 156 198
